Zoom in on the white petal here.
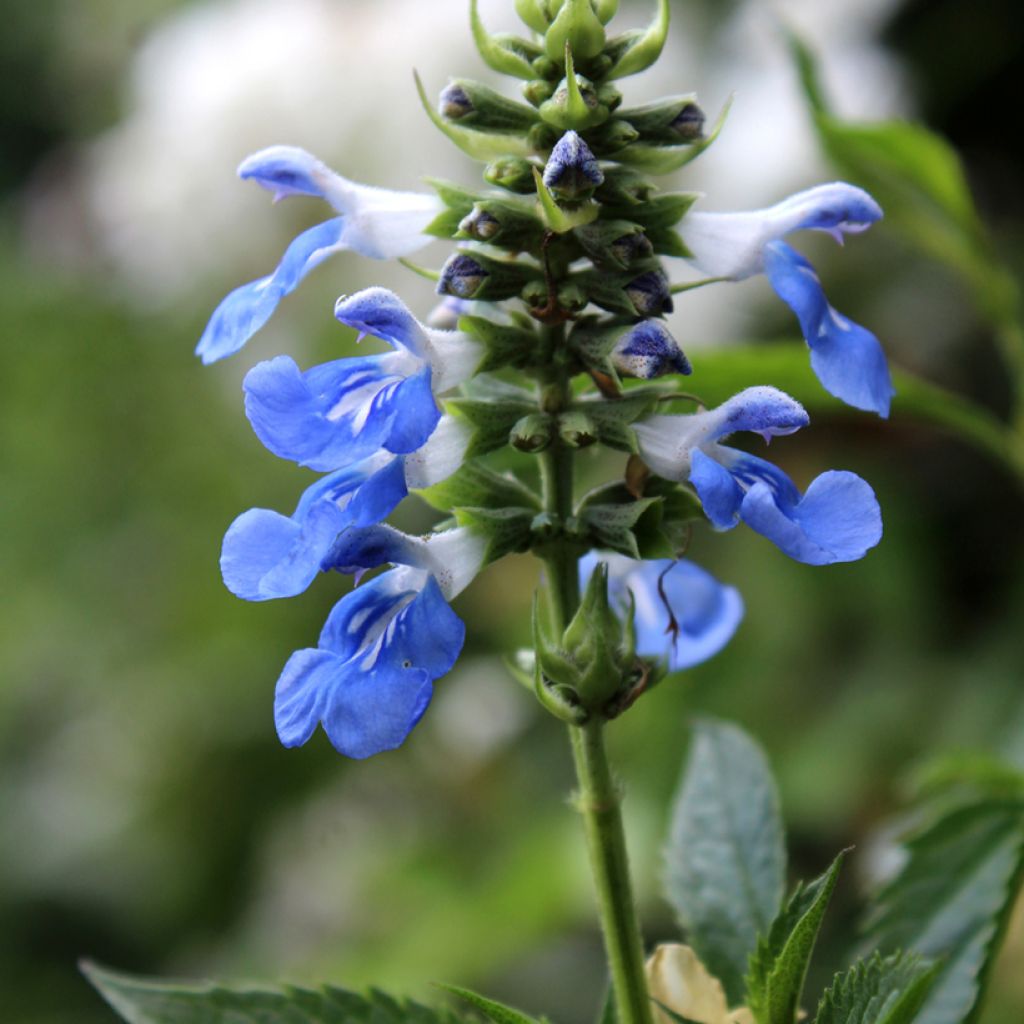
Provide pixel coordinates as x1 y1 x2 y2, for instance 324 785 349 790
646 944 731 1024
402 416 471 490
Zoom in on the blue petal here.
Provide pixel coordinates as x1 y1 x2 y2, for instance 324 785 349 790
243 355 439 471
764 242 894 417
739 468 882 565
195 218 344 364
274 648 337 747
321 525 423 579
689 449 744 529
335 288 429 359
238 145 327 201
711 387 809 442
631 560 744 671
346 455 409 527
719 449 803 509
612 321 691 379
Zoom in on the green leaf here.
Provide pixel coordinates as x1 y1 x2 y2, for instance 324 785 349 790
664 718 786 1005
577 391 661 452
81 961 462 1024
615 96 732 175
453 506 536 564
814 952 939 1024
745 850 848 1024
579 497 660 558
862 799 1024 1024
686 342 1024 482
445 394 536 459
436 985 542 1024
418 460 540 513
458 315 538 373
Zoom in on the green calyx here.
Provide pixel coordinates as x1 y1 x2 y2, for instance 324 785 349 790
544 0 606 61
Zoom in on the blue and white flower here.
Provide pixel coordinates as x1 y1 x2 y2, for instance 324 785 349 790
634 386 882 564
581 553 743 671
274 525 485 759
196 146 441 364
681 183 894 417
243 287 481 471
220 416 472 601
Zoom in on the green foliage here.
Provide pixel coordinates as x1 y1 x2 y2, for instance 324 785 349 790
82 961 463 1024
862 799 1024 1024
814 952 939 1024
745 851 846 1024
664 719 786 1005
437 985 544 1024
417 461 541 513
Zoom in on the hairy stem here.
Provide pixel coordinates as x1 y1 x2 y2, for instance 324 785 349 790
537 330 653 1024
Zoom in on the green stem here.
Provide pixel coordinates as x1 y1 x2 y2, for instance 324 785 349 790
536 337 653 1024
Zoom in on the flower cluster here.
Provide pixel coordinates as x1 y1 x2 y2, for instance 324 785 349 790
199 0 886 758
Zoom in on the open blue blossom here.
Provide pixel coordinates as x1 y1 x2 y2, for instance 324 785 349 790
196 146 441 364
221 416 471 601
681 183 894 417
581 553 743 671
634 386 882 564
243 287 480 471
274 526 484 759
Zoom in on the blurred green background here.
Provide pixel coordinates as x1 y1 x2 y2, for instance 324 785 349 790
2 1 1023 1022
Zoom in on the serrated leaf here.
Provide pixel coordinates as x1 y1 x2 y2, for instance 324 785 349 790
745 850 847 1024
814 952 939 1024
418 460 540 513
862 799 1024 1024
437 985 541 1024
82 961 463 1024
664 719 786 1005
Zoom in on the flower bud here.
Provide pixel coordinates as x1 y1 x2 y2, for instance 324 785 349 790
544 0 606 61
438 254 488 299
586 119 640 156
577 265 674 318
606 0 670 80
439 79 539 134
457 199 546 251
531 55 562 80
595 167 655 206
625 270 674 316
616 96 706 146
574 220 653 270
558 411 598 448
556 281 589 315
484 156 538 194
539 72 609 131
543 131 604 199
510 412 555 453
611 321 691 379
515 0 551 34
438 252 540 302
523 79 558 106
528 122 562 153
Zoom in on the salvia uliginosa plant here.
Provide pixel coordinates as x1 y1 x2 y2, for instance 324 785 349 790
83 4 1024 1024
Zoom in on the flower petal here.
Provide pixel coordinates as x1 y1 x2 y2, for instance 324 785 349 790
764 242 894 417
612 321 691 379
689 449 744 529
195 217 345 364
739 468 882 565
646 944 731 1024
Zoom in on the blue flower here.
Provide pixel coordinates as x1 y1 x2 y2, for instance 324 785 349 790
580 553 743 671
273 526 485 759
611 320 691 379
681 183 894 417
243 287 480 471
196 146 441 364
543 130 604 197
220 417 471 601
634 386 882 564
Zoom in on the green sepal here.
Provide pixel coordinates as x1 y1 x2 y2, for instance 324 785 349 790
458 314 539 373
440 78 540 134
544 0 606 60
423 179 479 238
584 118 640 156
415 71 533 161
445 389 536 458
539 47 610 130
484 156 540 194
533 167 600 232
616 96 732 173
574 220 652 269
745 850 849 1024
578 497 660 558
438 984 544 1024
576 389 662 450
523 79 558 106
515 0 551 34
438 250 543 302
457 198 546 251
634 478 703 557
814 952 940 1024
593 0 619 24
603 192 699 231
558 410 598 448
646 227 691 259
575 262 671 318
531 596 590 724
470 0 540 80
527 121 562 152
417 460 540 514
605 0 669 80
594 166 654 206
510 412 556 453
615 95 703 145
454 506 536 564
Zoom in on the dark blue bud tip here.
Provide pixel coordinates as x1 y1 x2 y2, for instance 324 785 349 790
625 272 674 317
543 131 604 197
611 231 654 264
438 253 488 299
671 104 705 140
439 83 473 120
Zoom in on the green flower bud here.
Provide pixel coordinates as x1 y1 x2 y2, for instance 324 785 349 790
471 0 541 80
574 220 653 269
531 55 563 80
556 281 589 315
616 95 705 146
516 0 551 34
484 156 539 194
437 252 540 301
523 79 558 106
510 412 556 453
457 199 546 251
605 0 669 80
593 0 619 25
528 122 562 152
594 166 655 206
576 264 673 317
439 79 539 134
558 411 598 448
545 0 606 61
585 119 639 156
597 82 623 112
539 71 609 131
